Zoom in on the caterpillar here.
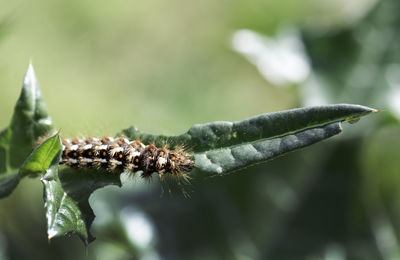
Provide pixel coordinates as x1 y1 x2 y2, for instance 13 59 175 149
60 136 195 179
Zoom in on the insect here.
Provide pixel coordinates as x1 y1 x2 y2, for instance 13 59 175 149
60 136 195 179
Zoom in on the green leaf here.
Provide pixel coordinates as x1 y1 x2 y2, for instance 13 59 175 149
20 133 62 178
43 167 121 244
0 63 55 198
122 104 376 176
194 122 341 175
9 63 54 168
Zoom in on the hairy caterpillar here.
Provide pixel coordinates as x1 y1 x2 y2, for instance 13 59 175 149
60 136 195 179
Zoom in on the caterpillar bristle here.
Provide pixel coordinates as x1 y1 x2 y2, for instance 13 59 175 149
60 136 195 179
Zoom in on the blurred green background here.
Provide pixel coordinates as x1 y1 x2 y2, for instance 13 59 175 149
1 0 400 259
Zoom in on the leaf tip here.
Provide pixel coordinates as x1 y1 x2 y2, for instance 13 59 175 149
23 61 38 88
47 228 58 242
372 108 382 113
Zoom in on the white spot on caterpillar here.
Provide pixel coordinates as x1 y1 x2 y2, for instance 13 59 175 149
109 159 122 165
69 158 78 164
93 158 107 163
70 145 78 151
96 145 108 150
111 147 124 153
127 151 141 160
83 144 93 150
157 157 167 165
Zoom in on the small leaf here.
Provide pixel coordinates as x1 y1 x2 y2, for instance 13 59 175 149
122 104 376 176
20 134 61 178
0 63 55 198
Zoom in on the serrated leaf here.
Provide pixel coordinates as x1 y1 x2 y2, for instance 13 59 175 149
122 104 376 176
9 63 54 168
0 63 55 198
43 166 121 244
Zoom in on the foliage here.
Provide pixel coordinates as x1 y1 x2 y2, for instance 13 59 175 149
0 63 375 245
1 1 398 259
